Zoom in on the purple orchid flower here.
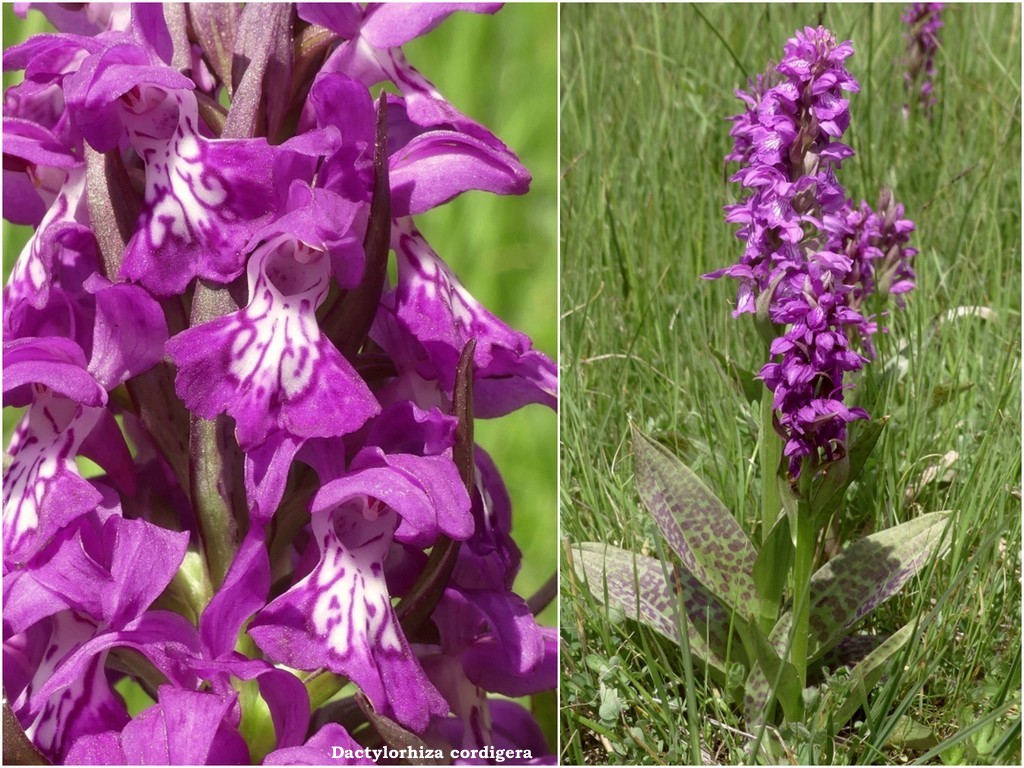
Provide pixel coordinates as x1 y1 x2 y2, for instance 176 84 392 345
3 3 556 764
707 26 874 475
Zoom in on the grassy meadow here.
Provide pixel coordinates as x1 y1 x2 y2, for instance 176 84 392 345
560 3 1021 765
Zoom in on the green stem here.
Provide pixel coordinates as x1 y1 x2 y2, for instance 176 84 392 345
190 415 239 588
755 388 786 632
790 496 815 691
759 387 782 544
304 669 350 711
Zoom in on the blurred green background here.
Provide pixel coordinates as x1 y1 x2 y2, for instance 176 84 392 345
1 5 557 617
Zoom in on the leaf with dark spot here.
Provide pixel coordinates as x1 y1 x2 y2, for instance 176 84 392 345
570 542 735 676
772 511 950 663
818 624 914 735
633 426 759 617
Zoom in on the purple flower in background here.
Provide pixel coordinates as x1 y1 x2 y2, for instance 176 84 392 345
902 3 944 116
2 3 556 764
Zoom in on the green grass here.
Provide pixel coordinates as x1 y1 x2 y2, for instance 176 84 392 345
560 3 1020 764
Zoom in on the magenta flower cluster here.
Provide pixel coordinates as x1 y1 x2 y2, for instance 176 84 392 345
902 2 945 116
2 3 556 765
708 26 917 475
707 26 867 472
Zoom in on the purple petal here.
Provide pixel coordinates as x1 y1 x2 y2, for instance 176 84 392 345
19 501 187 629
243 432 304 524
65 730 127 765
199 529 270 659
84 274 168 390
63 41 194 152
264 723 372 766
119 89 323 295
389 127 530 217
3 165 96 324
2 337 105 407
167 237 380 449
365 401 457 456
463 626 558 697
451 446 520 593
3 392 104 564
32 611 201 708
118 686 249 765
386 221 557 417
25 644 129 761
250 508 448 732
360 4 501 49
338 447 474 544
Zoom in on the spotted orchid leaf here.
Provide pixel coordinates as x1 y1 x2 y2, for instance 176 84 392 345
571 542 733 676
632 426 760 618
770 511 951 663
746 616 804 725
744 513 950 728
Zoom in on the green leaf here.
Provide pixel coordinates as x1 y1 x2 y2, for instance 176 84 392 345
812 415 890 518
752 514 791 630
820 623 915 734
773 511 951 663
888 716 939 751
570 543 733 675
708 343 763 403
747 617 803 724
632 426 759 616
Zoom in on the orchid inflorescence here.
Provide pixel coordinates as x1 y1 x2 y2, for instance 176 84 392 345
708 25 916 476
2 3 556 765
